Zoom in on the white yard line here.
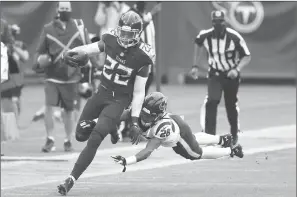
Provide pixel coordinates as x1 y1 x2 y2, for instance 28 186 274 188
1 125 295 190
2 125 295 161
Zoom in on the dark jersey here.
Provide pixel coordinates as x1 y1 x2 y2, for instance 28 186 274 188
100 29 155 94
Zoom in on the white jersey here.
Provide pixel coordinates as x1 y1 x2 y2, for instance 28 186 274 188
1 42 9 83
146 114 181 147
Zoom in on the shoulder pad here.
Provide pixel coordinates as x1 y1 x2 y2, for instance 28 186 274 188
103 28 117 37
152 120 173 139
139 42 156 64
101 29 117 44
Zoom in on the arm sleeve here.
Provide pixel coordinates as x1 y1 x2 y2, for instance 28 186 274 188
194 31 205 47
129 138 161 164
235 34 251 57
131 74 148 118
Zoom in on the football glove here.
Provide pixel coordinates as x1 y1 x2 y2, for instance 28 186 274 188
62 50 89 68
111 155 127 172
129 123 142 145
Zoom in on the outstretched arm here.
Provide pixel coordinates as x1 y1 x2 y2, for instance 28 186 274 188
129 65 150 145
113 138 162 166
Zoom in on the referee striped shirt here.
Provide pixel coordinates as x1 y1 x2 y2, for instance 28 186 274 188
195 27 250 71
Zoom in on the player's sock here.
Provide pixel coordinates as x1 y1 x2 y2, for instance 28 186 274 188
47 136 55 141
70 134 103 180
1 112 20 141
69 175 76 182
194 132 220 145
53 110 62 122
35 106 46 116
201 146 231 159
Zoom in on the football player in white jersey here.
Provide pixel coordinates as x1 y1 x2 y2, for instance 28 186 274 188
110 92 243 170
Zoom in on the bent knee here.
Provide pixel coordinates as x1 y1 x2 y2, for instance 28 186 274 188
75 120 93 142
75 132 89 142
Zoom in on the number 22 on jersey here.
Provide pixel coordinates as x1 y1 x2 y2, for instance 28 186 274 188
102 55 133 86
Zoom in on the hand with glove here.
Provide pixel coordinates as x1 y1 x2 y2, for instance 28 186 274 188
129 121 142 145
111 155 127 172
62 49 90 68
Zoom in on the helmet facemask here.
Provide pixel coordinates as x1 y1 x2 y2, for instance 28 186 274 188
140 100 167 127
116 26 141 48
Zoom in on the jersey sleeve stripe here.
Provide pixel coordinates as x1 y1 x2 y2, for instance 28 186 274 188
179 138 201 159
227 28 251 56
239 39 251 56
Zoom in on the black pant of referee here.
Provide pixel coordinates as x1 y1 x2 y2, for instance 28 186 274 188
204 68 240 139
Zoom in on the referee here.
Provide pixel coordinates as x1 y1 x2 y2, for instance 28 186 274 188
190 10 251 145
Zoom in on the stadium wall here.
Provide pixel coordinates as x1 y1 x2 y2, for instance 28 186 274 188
1 2 296 84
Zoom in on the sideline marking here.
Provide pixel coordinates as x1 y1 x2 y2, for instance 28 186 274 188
1 125 295 190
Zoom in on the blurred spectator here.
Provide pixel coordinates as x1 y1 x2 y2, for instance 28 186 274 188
5 24 29 123
94 1 130 36
32 1 100 153
1 19 20 144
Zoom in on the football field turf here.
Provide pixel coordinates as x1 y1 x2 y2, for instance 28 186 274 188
1 84 296 197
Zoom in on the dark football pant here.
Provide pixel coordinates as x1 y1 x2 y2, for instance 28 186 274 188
75 84 131 141
145 71 154 96
71 84 131 180
171 115 202 160
204 69 240 136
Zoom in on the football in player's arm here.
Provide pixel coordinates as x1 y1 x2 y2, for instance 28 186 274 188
63 33 154 144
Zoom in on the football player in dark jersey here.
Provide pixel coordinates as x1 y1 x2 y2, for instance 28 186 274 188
111 92 243 171
57 10 155 195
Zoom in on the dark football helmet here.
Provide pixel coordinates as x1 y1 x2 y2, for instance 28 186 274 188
116 10 143 48
140 92 168 126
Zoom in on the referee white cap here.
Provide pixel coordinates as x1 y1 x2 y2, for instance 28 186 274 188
211 10 225 21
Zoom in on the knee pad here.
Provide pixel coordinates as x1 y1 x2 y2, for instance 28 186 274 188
75 120 96 142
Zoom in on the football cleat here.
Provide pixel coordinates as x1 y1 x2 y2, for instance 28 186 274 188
64 140 73 152
41 137 56 153
230 144 244 158
32 113 45 122
219 134 232 148
57 176 74 196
